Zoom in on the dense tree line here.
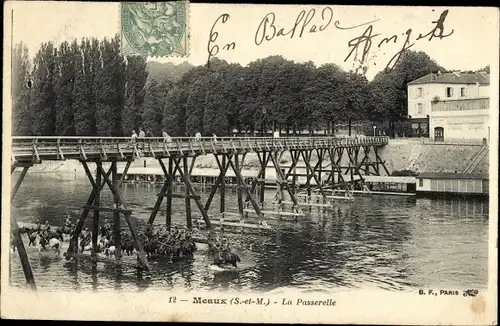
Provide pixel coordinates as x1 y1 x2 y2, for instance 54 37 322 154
12 35 147 137
13 37 454 137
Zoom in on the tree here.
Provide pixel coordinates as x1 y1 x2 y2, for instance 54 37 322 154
305 63 345 134
370 50 445 137
162 86 186 136
142 79 163 135
11 42 32 136
95 36 126 136
340 72 372 135
54 41 76 135
183 65 210 135
73 40 95 135
31 42 57 136
122 55 148 134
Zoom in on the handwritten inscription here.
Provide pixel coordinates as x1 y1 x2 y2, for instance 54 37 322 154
254 8 380 46
206 7 455 75
207 13 236 67
346 9 454 72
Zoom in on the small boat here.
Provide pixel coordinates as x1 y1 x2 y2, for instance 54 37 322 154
209 264 240 273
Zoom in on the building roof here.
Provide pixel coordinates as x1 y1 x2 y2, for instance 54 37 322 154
416 172 488 180
408 72 490 86
361 175 416 184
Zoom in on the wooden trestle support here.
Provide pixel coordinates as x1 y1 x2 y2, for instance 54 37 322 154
65 158 152 272
10 162 37 290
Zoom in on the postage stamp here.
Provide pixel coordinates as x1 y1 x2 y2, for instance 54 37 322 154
120 2 188 57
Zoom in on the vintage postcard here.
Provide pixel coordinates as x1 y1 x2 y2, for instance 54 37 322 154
2 1 498 324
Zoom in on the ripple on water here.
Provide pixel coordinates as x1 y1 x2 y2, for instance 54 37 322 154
9 174 489 292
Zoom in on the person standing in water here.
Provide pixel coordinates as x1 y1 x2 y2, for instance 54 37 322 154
64 215 73 228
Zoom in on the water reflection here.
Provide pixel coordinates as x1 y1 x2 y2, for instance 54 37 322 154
10 174 489 292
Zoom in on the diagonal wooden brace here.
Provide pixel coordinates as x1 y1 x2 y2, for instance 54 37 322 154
173 157 213 230
95 163 149 270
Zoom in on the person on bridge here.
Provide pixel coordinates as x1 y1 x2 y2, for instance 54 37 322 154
138 128 146 150
130 130 138 144
212 133 218 143
195 131 202 141
162 129 172 144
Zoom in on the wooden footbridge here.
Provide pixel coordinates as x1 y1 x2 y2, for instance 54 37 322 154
9 135 389 289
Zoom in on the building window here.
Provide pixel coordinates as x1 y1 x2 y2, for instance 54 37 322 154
446 87 453 98
419 179 423 187
417 103 423 114
417 87 423 97
460 87 467 97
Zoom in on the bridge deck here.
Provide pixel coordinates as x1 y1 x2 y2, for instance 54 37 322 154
11 136 389 164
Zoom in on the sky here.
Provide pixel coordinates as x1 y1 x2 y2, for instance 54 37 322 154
6 2 499 81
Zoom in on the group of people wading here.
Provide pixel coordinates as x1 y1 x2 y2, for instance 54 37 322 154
17 215 76 255
15 214 242 268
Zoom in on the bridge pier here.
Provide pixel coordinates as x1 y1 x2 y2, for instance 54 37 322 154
277 150 305 218
148 155 213 231
67 158 149 272
10 162 37 291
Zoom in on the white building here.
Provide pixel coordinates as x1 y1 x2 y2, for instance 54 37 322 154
407 71 490 141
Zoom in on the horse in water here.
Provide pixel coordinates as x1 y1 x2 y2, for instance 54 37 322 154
59 225 73 239
208 240 241 268
18 227 38 246
27 230 38 246
44 228 64 242
39 236 61 256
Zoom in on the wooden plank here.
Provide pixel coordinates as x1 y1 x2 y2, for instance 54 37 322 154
156 193 201 199
194 218 272 230
220 155 226 215
10 217 37 290
235 154 244 216
147 159 169 225
11 166 30 202
274 201 332 208
228 158 264 219
111 161 122 259
244 209 302 216
68 162 112 256
166 158 173 230
183 156 192 229
221 212 242 217
92 167 101 259
84 205 132 213
203 154 231 212
64 251 139 267
174 157 213 230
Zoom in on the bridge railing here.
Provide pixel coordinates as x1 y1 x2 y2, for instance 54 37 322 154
11 136 389 161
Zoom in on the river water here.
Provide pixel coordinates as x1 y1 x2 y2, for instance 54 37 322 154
9 173 489 293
